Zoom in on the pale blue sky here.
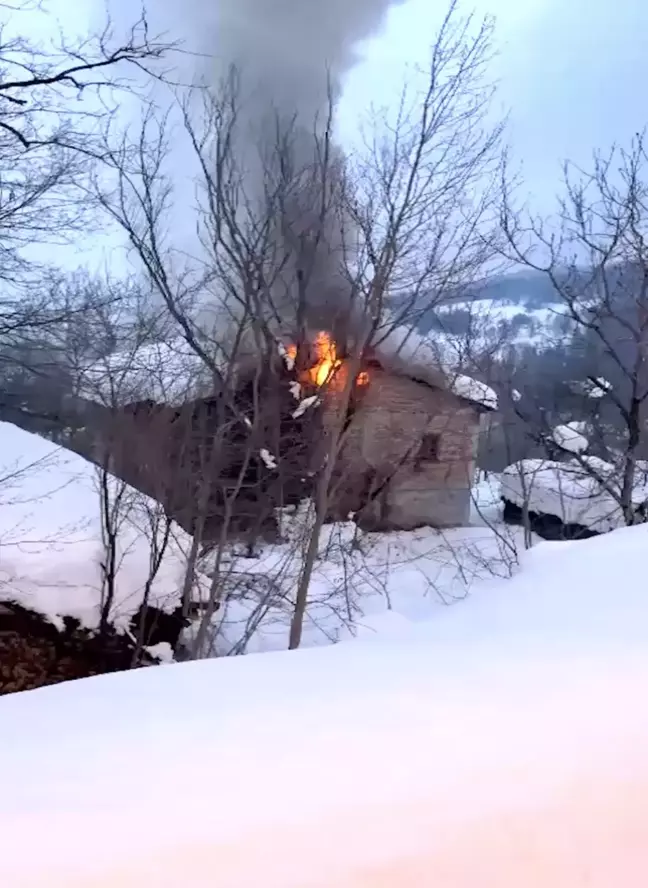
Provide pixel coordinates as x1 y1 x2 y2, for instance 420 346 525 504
29 0 648 268
43 0 648 186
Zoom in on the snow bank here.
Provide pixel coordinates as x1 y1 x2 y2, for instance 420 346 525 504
0 423 518 654
0 422 203 631
193 520 522 655
470 471 503 525
501 457 648 532
0 422 518 654
2 525 648 886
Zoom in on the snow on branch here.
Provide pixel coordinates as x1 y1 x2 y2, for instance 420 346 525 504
277 341 295 371
292 395 321 419
260 448 278 470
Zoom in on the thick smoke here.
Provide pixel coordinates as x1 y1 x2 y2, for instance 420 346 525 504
173 0 403 135
162 0 405 340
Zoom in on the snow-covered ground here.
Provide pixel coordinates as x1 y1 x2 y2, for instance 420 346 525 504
160 470 515 654
3 425 648 884
3 522 648 886
204 518 519 655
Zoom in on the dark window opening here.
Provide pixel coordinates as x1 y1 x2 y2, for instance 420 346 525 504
414 433 441 469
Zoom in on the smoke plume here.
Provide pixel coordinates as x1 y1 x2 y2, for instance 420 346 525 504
165 0 406 339
176 0 403 131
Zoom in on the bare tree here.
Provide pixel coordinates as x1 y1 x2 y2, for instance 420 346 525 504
0 3 174 286
0 2 176 446
90 0 503 653
501 133 648 528
285 3 502 647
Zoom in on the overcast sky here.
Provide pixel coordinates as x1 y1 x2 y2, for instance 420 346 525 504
87 0 648 206
34 0 648 269
339 0 648 209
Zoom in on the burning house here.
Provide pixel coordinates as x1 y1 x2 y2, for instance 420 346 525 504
73 326 497 540
299 328 498 530
79 0 499 538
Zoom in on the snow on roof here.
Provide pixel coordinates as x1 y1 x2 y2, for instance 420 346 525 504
501 457 648 533
0 421 208 631
372 322 498 410
551 423 589 455
77 339 220 407
451 374 498 411
3 523 648 883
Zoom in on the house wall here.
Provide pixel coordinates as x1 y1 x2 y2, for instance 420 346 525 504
332 369 481 529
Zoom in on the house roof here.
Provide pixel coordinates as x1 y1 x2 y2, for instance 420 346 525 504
371 323 498 411
78 325 498 413
77 340 219 408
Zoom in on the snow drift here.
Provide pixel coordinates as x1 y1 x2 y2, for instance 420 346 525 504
2 524 648 885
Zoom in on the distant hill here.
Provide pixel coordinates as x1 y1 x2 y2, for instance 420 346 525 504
460 270 561 309
411 270 562 336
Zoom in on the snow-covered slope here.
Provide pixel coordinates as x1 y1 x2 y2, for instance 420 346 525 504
0 422 204 631
2 526 648 886
427 296 573 358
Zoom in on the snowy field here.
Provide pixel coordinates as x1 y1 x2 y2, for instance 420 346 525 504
206 499 518 655
2 522 648 885
431 297 574 356
2 426 648 884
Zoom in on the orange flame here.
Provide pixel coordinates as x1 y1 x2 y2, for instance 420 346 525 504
284 333 369 389
309 331 342 386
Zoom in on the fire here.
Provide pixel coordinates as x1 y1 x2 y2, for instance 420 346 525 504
310 331 342 386
284 332 369 388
